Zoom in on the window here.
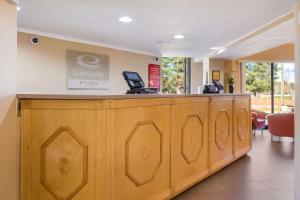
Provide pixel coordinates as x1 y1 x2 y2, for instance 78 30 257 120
245 62 295 113
161 57 191 94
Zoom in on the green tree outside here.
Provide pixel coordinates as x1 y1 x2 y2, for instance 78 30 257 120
161 57 185 94
246 63 280 96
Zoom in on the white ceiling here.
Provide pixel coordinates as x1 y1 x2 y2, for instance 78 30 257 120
18 0 298 58
213 18 294 60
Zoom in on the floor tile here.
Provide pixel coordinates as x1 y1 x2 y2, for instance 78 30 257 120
172 131 294 200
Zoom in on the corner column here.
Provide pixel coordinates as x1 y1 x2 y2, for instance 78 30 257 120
294 3 300 199
203 57 210 85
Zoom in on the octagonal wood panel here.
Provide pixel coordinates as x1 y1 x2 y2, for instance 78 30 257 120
181 115 204 164
237 108 248 141
125 121 162 186
215 111 229 150
41 127 88 200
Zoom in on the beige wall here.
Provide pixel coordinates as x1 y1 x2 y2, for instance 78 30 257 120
224 60 242 93
191 59 225 93
17 32 160 95
209 59 225 85
239 43 294 62
0 0 18 199
191 61 203 94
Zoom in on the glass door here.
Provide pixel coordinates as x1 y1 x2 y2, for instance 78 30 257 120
274 63 295 113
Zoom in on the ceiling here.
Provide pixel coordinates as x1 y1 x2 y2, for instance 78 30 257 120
213 18 294 60
18 0 298 58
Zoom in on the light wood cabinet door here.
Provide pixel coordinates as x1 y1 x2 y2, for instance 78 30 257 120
209 97 233 172
107 99 171 200
171 98 209 194
20 100 106 200
233 96 252 158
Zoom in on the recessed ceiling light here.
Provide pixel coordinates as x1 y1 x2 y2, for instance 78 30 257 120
118 16 133 23
17 6 21 11
217 48 226 54
210 47 221 50
174 34 185 39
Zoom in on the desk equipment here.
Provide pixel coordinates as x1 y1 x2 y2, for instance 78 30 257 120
122 71 158 94
203 81 224 94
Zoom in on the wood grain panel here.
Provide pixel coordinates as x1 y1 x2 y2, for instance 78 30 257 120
233 97 252 158
41 127 88 200
209 97 233 172
19 95 251 200
171 98 209 194
20 101 106 200
107 101 171 200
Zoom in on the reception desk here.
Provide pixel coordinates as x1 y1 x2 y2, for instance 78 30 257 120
18 94 252 200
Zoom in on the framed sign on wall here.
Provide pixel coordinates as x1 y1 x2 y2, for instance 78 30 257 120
67 50 109 89
148 64 161 90
212 70 221 81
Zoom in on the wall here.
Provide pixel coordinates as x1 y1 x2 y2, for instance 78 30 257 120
191 61 203 94
0 0 18 199
17 32 160 95
191 59 225 94
224 60 241 93
294 3 300 200
239 43 294 62
209 59 225 85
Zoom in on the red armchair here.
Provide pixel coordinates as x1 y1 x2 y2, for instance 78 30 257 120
252 110 266 134
267 113 294 141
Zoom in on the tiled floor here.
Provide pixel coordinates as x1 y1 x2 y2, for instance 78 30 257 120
173 131 294 200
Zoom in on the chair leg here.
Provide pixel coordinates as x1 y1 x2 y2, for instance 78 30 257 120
271 135 273 142
261 129 263 135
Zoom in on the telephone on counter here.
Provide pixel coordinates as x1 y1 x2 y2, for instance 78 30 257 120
203 81 224 94
122 71 158 94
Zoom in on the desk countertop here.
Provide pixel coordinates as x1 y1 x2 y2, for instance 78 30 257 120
17 93 251 100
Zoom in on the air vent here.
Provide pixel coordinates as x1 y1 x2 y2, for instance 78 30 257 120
157 41 175 46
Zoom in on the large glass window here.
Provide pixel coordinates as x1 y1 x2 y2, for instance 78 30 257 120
245 62 295 113
246 63 272 113
274 63 295 113
161 57 190 94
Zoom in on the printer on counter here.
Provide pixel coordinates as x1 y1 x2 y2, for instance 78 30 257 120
203 81 224 94
122 71 159 94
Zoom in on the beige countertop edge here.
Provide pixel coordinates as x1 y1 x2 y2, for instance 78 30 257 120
16 93 251 100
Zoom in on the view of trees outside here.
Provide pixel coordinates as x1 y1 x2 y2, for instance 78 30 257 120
161 57 185 94
246 62 295 113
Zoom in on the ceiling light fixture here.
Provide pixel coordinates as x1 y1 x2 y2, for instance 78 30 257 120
210 46 226 54
217 48 226 54
118 16 133 23
17 6 20 11
174 34 185 39
210 47 222 50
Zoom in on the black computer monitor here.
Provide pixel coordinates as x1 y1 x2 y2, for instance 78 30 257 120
213 80 224 91
122 71 145 89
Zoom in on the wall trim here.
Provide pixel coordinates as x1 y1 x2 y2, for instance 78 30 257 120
18 27 161 57
194 11 295 63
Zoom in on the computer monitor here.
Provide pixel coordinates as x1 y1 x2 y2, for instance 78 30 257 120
122 71 145 89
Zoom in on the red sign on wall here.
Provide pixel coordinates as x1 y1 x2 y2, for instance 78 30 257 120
148 64 161 90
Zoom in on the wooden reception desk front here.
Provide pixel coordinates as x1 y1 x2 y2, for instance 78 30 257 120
18 94 252 200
